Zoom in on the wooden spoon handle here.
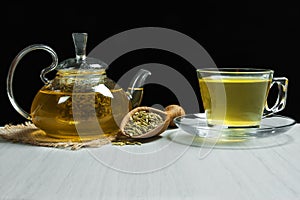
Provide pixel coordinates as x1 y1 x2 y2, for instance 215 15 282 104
164 105 186 127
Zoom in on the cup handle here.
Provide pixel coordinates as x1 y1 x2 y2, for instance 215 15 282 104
263 77 288 118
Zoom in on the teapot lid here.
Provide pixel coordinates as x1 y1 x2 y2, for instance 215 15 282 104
56 33 108 73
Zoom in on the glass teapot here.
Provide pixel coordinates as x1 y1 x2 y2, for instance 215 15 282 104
7 33 151 141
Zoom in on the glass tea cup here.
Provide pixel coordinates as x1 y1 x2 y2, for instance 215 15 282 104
197 68 288 128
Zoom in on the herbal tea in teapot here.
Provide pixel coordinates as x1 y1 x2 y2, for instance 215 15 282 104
7 33 151 141
31 72 130 139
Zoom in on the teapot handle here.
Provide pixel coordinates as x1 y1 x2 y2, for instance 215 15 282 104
7 44 58 120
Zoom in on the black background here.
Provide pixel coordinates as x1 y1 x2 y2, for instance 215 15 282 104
1 2 299 126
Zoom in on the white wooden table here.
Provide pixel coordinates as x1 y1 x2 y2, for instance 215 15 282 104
0 124 300 200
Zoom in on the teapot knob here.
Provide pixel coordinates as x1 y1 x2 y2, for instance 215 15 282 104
72 33 87 61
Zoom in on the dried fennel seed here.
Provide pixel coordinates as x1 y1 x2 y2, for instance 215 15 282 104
111 141 142 146
124 110 164 137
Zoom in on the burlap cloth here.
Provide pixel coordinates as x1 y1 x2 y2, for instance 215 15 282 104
0 121 133 150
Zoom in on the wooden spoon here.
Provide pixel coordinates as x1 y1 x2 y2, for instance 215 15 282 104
120 105 185 139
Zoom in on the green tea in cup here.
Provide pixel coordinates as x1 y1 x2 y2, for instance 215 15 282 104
197 68 288 128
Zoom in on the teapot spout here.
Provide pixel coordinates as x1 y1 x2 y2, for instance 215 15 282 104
127 69 151 108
